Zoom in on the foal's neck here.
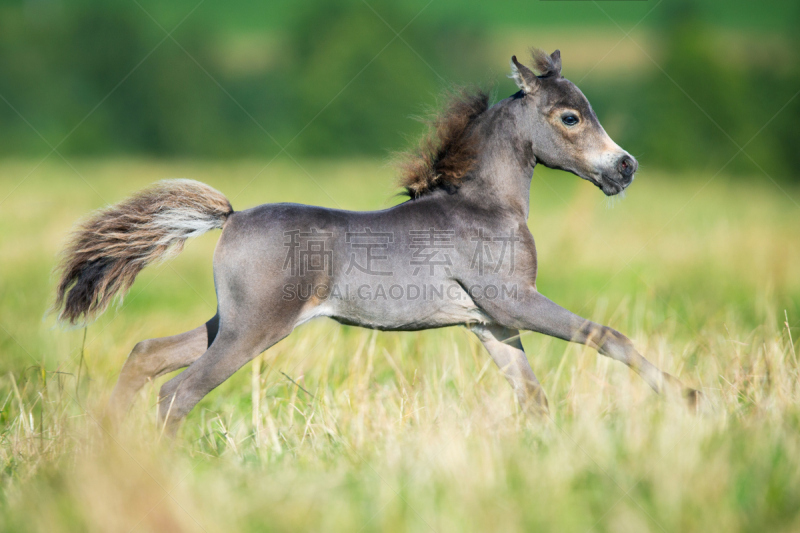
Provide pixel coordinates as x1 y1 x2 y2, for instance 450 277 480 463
460 96 536 219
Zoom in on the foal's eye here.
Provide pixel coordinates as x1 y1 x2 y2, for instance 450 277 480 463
562 114 580 126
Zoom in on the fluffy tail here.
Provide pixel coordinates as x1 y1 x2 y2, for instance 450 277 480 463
53 179 232 325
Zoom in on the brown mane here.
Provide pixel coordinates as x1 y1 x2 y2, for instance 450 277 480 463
398 88 490 198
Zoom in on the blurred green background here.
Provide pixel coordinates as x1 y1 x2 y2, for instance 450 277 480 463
1 0 798 179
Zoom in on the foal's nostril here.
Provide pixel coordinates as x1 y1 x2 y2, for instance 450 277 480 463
617 155 637 182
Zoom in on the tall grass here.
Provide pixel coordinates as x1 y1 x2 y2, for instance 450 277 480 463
1 159 799 532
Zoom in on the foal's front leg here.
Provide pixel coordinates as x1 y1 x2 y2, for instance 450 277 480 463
471 324 549 415
483 287 699 406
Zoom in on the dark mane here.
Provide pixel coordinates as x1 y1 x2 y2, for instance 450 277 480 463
398 88 490 198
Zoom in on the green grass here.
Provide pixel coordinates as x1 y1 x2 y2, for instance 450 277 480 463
1 159 799 532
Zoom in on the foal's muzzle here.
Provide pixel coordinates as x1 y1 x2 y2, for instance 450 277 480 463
598 154 638 196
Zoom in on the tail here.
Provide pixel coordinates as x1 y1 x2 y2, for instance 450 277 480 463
53 179 232 325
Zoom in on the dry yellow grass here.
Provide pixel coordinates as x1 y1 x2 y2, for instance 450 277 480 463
1 159 799 532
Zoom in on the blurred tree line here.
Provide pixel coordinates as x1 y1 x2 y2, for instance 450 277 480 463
588 1 800 180
0 0 797 180
0 0 488 158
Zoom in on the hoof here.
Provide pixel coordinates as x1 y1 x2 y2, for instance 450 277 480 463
685 388 711 414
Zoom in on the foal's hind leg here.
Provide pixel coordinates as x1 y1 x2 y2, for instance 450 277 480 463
472 324 549 415
156 318 296 434
108 319 214 416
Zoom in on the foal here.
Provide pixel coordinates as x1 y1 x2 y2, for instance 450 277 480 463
54 49 698 432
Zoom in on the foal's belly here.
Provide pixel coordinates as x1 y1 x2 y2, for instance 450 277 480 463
293 280 491 331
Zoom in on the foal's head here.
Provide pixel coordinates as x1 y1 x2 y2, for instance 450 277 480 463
510 49 637 196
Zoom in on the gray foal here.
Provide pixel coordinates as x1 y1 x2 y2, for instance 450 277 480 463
54 49 699 433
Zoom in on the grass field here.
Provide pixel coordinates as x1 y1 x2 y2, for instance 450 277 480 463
1 159 799 532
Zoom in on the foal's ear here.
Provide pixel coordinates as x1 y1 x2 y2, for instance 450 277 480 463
510 55 538 94
530 48 562 78
549 49 562 77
